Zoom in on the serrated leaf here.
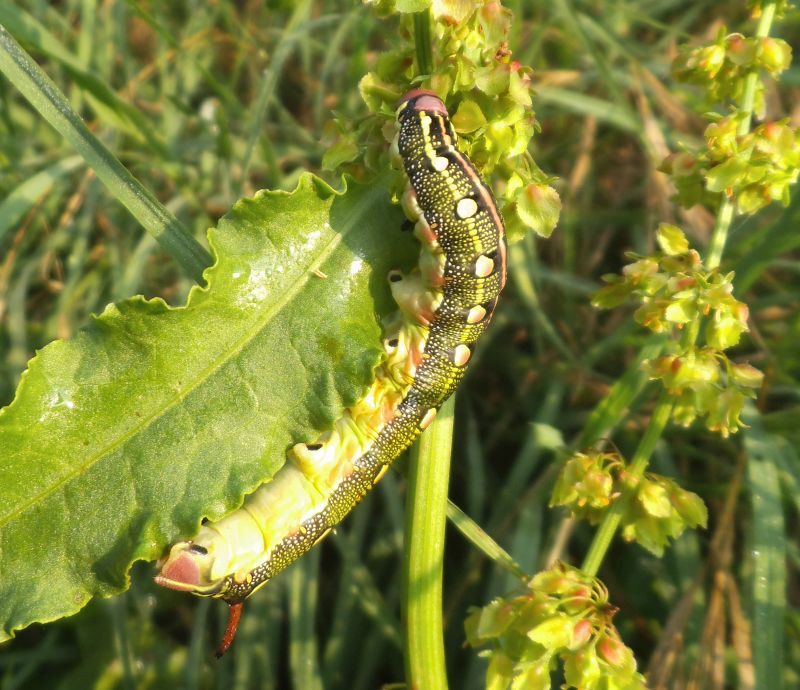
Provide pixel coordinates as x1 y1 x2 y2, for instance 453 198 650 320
0 174 414 642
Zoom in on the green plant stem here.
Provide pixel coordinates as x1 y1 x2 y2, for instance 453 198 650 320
581 392 674 576
402 394 454 690
705 2 776 271
413 11 433 77
0 25 211 283
582 6 778 576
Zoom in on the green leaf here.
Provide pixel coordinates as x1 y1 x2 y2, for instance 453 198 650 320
705 156 749 193
527 614 575 650
664 298 697 324
321 135 360 171
451 99 488 133
637 479 672 518
396 0 431 13
515 183 561 239
706 313 747 349
485 651 515 690
0 175 414 642
432 0 476 23
670 486 708 528
656 223 689 256
730 362 764 388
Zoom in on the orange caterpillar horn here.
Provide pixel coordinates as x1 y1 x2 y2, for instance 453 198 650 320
215 602 244 659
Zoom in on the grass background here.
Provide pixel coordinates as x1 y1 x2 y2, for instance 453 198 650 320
0 1 798 688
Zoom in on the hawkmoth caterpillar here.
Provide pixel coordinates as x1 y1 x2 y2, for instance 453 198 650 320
155 89 507 656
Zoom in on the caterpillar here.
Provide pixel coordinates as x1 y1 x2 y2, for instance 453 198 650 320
155 89 507 656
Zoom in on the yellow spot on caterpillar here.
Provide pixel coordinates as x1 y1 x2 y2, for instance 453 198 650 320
475 255 495 278
467 305 487 324
419 408 437 429
432 156 449 171
456 198 479 219
453 344 472 367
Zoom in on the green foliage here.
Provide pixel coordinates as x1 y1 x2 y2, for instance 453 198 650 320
672 28 791 114
328 1 561 242
663 116 800 214
551 450 707 555
465 563 647 690
1 1 799 689
594 225 763 436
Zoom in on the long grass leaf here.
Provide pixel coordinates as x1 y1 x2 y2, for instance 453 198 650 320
0 25 211 282
743 404 787 690
0 155 83 243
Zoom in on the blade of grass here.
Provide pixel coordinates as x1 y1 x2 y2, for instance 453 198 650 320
446 500 526 581
0 25 211 283
535 86 640 133
239 0 312 192
0 3 168 155
743 404 786 690
288 549 324 690
0 155 83 243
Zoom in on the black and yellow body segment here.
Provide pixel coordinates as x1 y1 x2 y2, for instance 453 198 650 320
155 89 506 655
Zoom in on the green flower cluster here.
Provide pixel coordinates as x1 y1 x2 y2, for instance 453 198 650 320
593 224 763 436
644 350 763 435
323 0 560 241
465 563 647 690
672 28 791 115
550 450 708 556
662 116 800 215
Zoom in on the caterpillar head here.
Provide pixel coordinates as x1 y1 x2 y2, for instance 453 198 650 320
155 539 229 597
156 540 244 658
397 89 449 116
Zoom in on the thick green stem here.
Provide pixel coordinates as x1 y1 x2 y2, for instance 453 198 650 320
401 13 448 688
0 25 211 283
581 3 778 577
413 11 433 77
402 394 454 690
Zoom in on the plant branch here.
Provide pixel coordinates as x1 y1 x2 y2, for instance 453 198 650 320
705 2 776 271
581 3 778 576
